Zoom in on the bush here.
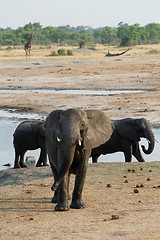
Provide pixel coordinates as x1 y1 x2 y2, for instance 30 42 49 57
67 49 73 55
6 46 12 50
49 49 73 57
57 49 66 56
49 51 58 56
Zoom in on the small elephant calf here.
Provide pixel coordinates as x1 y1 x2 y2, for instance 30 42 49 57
91 118 155 163
13 120 48 168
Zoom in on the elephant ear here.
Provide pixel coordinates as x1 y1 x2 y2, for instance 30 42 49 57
84 110 114 150
115 118 141 142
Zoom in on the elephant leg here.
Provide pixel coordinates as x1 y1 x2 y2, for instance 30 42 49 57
92 154 99 163
70 150 90 209
66 172 71 200
36 149 48 167
133 143 145 162
124 147 132 162
14 150 20 168
55 177 69 211
51 174 71 203
42 152 48 166
49 162 59 203
20 151 27 168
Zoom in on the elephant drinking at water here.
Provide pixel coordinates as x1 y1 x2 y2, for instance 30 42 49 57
45 108 114 211
91 118 155 163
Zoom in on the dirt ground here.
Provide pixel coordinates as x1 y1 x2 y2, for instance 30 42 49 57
0 45 160 239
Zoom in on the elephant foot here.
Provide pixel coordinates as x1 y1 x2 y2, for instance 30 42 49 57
14 165 20 169
51 195 58 203
55 202 69 211
70 201 86 209
36 163 49 167
36 162 42 167
43 163 49 166
20 163 28 168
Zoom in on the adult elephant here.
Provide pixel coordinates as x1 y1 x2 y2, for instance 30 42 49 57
13 120 48 168
91 118 155 163
45 108 114 211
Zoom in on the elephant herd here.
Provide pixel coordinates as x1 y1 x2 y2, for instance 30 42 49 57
13 108 155 211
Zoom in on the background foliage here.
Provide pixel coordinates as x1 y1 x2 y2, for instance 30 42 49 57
0 22 160 47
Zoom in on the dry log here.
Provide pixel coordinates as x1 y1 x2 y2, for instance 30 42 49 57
105 48 131 57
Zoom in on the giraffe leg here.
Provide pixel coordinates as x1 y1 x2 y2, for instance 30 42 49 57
25 49 28 58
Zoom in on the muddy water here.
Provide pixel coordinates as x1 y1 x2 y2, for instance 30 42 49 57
0 109 159 170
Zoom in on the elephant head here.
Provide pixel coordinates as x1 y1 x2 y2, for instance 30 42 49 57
115 118 155 154
45 108 114 192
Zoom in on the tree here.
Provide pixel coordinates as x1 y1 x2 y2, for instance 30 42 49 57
117 25 131 46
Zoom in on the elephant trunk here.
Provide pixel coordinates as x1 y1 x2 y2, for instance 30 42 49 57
141 126 155 154
52 145 76 191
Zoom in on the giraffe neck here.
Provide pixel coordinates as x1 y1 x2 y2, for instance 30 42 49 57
27 32 34 44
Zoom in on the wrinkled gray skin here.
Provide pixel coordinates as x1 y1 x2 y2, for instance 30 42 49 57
13 120 48 168
91 118 155 163
45 108 114 211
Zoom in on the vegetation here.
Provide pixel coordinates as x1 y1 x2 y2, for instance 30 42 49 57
147 49 159 54
0 22 160 47
49 48 73 56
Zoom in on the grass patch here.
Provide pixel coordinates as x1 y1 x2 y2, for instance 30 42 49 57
146 49 159 54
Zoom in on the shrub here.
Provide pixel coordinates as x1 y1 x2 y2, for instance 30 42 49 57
49 51 58 56
6 46 12 50
67 49 73 55
57 49 66 56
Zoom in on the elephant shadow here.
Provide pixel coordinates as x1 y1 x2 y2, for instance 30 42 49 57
0 197 53 213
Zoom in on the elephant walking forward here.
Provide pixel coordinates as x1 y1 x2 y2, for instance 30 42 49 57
13 120 48 168
45 108 114 211
91 118 155 163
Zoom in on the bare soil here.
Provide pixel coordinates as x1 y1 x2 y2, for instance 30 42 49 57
0 45 160 239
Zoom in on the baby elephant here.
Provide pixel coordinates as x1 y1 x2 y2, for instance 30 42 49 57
91 118 155 163
13 120 48 168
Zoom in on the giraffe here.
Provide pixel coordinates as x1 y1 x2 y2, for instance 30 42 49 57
24 32 34 58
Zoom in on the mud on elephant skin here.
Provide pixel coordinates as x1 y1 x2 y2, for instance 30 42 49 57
45 108 114 211
13 120 48 168
91 118 155 163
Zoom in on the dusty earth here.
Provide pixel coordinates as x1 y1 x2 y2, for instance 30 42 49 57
0 45 160 239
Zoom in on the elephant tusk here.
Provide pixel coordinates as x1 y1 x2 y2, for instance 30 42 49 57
57 136 62 142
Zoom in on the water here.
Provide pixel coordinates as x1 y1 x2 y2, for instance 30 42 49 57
0 89 144 96
0 109 159 170
0 109 47 121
